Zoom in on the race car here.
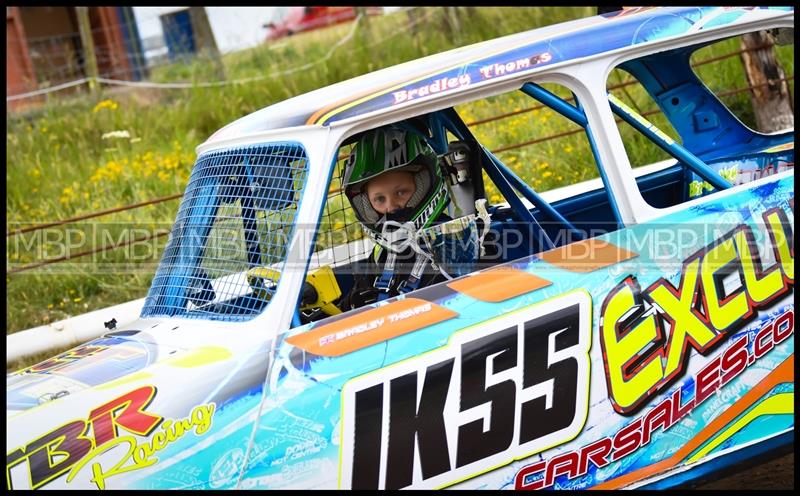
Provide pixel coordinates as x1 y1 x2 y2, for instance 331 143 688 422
7 6 793 490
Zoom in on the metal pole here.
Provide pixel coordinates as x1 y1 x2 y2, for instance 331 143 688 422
76 7 99 94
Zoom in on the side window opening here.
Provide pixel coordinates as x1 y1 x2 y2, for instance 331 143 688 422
295 79 627 327
608 28 794 209
455 80 623 247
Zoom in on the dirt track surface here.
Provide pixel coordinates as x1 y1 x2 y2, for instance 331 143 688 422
691 452 794 490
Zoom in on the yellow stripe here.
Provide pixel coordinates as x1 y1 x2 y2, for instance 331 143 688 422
685 392 794 464
162 346 233 368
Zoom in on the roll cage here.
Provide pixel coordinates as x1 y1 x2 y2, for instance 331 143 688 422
289 29 792 326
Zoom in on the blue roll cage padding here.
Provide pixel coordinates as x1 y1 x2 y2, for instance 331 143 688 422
607 95 733 191
521 82 623 230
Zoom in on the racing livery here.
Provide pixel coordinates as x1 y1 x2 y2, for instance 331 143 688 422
7 6 793 490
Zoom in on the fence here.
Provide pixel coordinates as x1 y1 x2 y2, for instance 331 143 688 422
6 9 794 276
6 7 435 103
6 58 793 274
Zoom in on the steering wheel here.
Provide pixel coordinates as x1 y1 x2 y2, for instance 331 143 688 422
246 265 343 321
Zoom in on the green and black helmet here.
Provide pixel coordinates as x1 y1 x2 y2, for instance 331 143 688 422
343 126 450 243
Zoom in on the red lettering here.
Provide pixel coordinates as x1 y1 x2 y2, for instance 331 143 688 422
772 310 793 344
641 398 672 445
754 323 774 358
515 460 546 490
670 386 694 422
695 356 721 406
88 386 162 445
545 452 579 488
578 437 612 476
21 420 93 490
720 336 749 386
611 418 642 461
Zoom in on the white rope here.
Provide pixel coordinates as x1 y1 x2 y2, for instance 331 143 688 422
96 13 365 91
6 78 90 101
6 8 433 101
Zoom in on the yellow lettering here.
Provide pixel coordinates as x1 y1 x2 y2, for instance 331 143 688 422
734 229 785 304
601 279 664 412
66 436 151 490
649 258 717 378
193 404 216 435
701 237 750 332
764 210 794 281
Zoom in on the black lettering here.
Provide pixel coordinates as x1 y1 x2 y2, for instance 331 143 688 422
385 359 454 489
27 421 92 489
520 304 580 443
456 326 517 467
351 384 384 489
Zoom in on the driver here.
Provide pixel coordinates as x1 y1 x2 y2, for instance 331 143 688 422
338 125 482 310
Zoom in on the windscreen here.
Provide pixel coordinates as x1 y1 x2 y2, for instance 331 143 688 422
141 142 309 321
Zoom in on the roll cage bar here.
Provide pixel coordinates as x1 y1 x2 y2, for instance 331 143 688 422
290 33 798 325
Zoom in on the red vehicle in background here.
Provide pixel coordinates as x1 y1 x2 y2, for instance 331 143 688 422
264 6 383 41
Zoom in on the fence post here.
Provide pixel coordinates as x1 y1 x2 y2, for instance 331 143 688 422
188 7 226 80
76 7 99 94
739 31 793 133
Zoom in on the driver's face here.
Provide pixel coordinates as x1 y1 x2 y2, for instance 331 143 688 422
366 170 416 214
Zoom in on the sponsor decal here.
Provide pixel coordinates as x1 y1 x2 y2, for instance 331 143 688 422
339 291 592 489
478 52 552 80
446 266 551 302
21 345 109 374
515 309 794 489
6 386 216 490
286 297 457 357
538 238 638 273
689 162 794 198
599 207 793 415
392 75 472 105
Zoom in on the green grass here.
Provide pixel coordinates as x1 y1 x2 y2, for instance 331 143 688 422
5 7 794 369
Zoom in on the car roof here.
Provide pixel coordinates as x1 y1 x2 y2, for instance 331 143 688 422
205 7 792 146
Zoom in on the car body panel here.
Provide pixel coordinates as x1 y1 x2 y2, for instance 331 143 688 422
6 6 794 491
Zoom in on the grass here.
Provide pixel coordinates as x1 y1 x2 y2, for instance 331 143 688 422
6 7 793 370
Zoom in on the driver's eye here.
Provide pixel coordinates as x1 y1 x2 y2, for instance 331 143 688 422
395 189 408 197
373 195 386 204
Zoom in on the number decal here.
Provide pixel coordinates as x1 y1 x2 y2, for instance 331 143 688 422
340 290 592 489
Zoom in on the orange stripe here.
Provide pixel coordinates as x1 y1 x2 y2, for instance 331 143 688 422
592 354 794 489
538 238 637 273
285 297 457 357
447 266 551 302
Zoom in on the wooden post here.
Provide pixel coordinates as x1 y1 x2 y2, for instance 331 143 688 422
441 7 462 44
355 7 372 47
406 7 422 51
739 31 793 133
76 7 99 94
188 7 225 80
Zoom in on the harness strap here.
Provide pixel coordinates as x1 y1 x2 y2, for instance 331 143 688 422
397 252 429 294
374 250 397 301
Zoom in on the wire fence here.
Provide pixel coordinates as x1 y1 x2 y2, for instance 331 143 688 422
6 11 794 274
6 7 779 103
7 7 434 101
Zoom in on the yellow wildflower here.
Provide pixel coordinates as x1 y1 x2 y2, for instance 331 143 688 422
92 99 119 113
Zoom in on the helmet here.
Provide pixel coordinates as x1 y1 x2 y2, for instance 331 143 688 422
343 127 449 245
